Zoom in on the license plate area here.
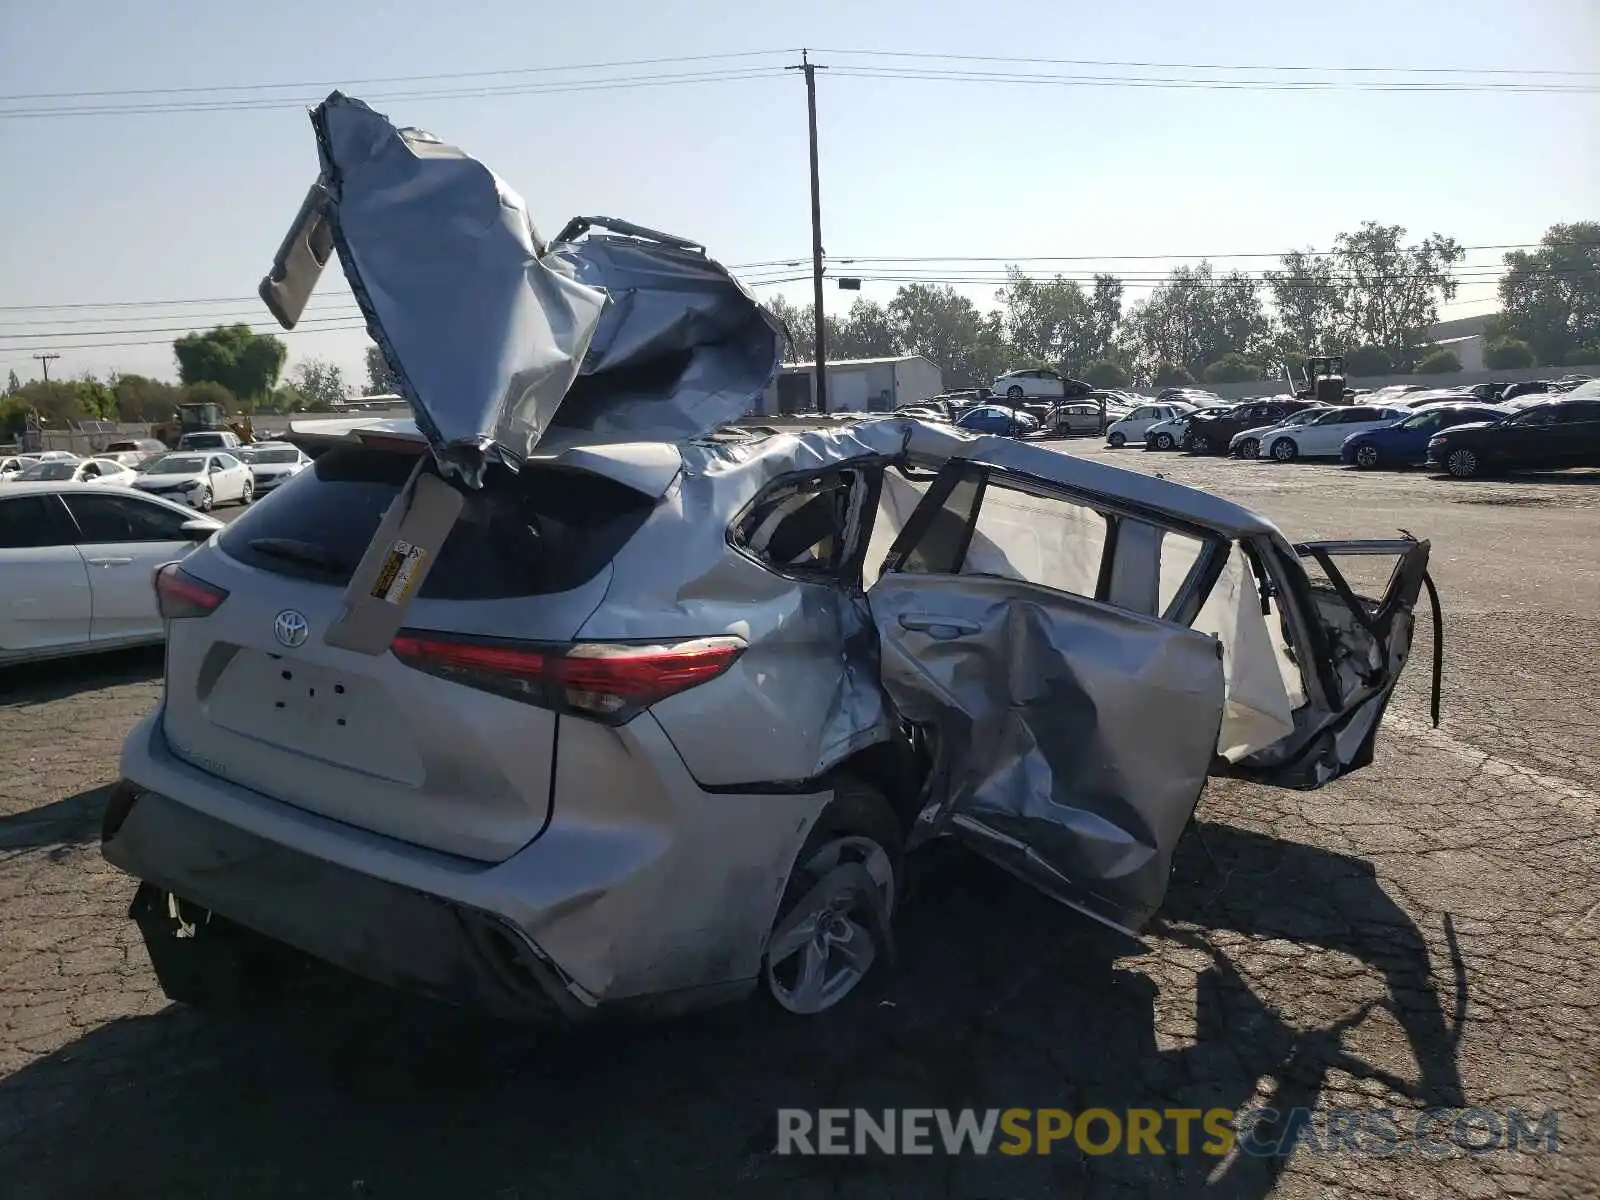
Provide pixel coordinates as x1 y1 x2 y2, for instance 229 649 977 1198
205 650 422 784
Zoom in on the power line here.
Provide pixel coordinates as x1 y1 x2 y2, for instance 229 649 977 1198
811 47 1600 78
823 66 1598 94
3 242 1582 315
0 68 789 119
0 49 797 103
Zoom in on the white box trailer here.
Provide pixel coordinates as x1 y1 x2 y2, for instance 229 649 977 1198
759 356 944 415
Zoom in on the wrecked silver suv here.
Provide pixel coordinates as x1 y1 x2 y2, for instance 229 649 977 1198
103 95 1438 1021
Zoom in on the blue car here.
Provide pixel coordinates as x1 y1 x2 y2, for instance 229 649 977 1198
1341 403 1509 469
954 404 1038 437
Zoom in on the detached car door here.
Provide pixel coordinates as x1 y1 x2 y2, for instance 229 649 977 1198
867 444 1433 934
59 491 206 643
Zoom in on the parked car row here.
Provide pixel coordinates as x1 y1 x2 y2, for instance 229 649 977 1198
1115 379 1600 477
2 443 313 510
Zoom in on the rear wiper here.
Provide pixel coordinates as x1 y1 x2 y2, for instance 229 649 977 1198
248 537 349 576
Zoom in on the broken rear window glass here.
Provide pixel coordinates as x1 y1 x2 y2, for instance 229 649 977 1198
733 470 865 575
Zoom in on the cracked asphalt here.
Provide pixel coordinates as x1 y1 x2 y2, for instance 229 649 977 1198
0 448 1595 1199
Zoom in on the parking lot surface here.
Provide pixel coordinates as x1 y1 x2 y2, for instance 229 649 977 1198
1 446 1596 1199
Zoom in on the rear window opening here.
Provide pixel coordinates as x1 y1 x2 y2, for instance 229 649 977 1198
218 442 655 600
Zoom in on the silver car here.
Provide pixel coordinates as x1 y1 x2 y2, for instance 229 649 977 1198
102 93 1440 1023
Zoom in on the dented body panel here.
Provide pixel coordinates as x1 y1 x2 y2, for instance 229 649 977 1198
105 97 1441 1023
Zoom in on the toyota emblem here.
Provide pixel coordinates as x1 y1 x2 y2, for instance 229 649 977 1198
273 609 310 649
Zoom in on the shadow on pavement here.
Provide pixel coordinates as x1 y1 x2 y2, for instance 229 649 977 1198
0 645 163 706
0 785 109 850
0 820 1464 1199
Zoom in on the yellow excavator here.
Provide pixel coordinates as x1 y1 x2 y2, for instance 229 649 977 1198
151 403 255 449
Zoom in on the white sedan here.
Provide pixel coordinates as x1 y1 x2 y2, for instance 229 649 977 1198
0 482 222 666
1 455 40 479
7 458 139 486
1254 406 1411 462
990 369 1077 403
236 442 311 494
131 451 255 510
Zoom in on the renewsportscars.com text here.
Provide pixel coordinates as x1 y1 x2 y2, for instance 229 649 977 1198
776 1107 1560 1158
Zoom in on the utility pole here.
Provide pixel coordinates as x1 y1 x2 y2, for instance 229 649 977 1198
32 353 60 386
788 50 828 412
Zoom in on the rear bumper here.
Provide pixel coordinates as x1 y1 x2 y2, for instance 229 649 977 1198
107 708 832 1019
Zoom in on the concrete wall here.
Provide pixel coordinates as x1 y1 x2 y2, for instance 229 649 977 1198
1199 362 1598 401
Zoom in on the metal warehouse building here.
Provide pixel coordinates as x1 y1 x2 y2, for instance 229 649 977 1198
759 355 944 415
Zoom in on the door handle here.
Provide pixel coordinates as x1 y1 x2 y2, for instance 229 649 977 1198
898 614 981 637
87 557 134 566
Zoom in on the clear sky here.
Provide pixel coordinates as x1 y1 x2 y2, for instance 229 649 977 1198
2 0 1595 390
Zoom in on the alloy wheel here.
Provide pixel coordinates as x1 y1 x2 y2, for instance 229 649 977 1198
1237 437 1259 459
1153 432 1174 450
1355 444 1380 469
1271 438 1298 462
764 836 895 1015
1446 448 1480 478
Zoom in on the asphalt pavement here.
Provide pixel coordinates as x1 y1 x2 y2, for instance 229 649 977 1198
0 443 1595 1199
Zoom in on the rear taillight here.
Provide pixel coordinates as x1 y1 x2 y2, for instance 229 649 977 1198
389 633 746 724
153 562 229 619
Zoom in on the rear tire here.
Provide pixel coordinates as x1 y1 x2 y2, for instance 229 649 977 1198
1108 432 1127 448
1006 385 1025 402
239 478 254 505
1152 432 1175 451
1270 437 1299 463
762 780 902 1017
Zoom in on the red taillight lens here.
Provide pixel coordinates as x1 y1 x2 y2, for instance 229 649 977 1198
389 633 746 724
153 562 229 619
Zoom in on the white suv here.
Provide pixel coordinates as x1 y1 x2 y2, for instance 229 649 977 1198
1106 402 1196 447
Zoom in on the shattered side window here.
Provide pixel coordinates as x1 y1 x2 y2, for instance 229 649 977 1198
960 479 1109 598
734 469 864 576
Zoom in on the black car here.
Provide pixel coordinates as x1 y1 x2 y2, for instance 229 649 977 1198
1463 381 1510 402
1184 398 1316 455
1425 398 1600 478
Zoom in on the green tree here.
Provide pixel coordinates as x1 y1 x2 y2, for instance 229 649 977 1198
1202 353 1264 384
1483 339 1535 370
1492 222 1600 367
6 379 115 424
1082 359 1131 388
1152 364 1195 387
290 357 350 411
1123 263 1268 381
888 284 1006 387
1342 345 1395 377
996 269 1122 376
5 369 19 395
363 344 399 395
1264 250 1343 360
112 373 183 423
1566 344 1599 366
1328 222 1464 370
1415 349 1462 375
173 324 288 403
830 298 896 359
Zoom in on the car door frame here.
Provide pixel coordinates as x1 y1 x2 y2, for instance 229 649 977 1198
867 454 1235 933
864 436 1435 923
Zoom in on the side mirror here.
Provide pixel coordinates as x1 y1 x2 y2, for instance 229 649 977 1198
180 519 215 542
